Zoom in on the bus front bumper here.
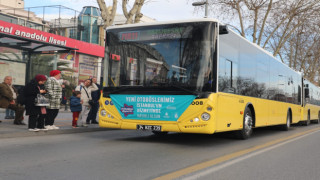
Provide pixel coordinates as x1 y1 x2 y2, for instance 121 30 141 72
99 116 214 134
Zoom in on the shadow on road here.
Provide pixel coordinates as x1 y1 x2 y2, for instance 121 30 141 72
112 124 310 147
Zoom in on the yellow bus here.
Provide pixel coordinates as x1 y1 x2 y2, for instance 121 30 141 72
301 79 320 125
99 19 320 139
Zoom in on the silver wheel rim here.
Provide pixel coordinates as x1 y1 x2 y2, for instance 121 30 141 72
287 115 290 127
244 113 253 134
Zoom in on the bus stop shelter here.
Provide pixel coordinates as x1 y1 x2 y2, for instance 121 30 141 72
0 20 104 85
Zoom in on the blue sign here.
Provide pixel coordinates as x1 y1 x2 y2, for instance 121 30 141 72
110 95 196 121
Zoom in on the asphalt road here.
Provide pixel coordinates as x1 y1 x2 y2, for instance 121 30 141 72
1 123 320 180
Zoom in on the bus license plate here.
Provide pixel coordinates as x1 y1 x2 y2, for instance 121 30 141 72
137 125 162 131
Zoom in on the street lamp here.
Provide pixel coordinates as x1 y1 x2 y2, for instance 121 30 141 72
192 0 209 18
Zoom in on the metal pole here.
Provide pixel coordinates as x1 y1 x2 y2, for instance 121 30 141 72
28 8 30 22
103 48 109 87
26 52 32 83
192 1 209 18
59 6 61 35
74 10 76 39
43 7 45 21
205 0 208 18
53 52 58 70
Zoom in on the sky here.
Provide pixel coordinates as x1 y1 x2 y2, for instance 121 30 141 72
24 0 208 21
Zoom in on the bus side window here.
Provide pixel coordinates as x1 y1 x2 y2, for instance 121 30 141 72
298 85 301 105
226 60 233 91
219 58 235 94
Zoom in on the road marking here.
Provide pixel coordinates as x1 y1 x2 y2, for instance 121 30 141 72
153 127 320 180
182 129 320 180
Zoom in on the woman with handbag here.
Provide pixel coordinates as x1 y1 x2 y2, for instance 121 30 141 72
24 74 48 131
45 70 63 130
75 79 98 127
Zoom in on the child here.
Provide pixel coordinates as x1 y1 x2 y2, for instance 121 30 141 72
70 91 82 128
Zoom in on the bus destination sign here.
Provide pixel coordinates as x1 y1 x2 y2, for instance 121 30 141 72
118 27 187 42
119 31 140 41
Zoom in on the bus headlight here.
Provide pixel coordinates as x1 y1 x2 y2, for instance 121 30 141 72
201 113 210 121
100 110 107 117
194 117 200 122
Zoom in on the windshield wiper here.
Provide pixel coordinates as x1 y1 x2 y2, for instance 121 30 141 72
167 85 199 97
105 85 144 95
106 86 128 94
119 85 143 87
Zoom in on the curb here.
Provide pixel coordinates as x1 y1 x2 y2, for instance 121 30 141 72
0 127 117 139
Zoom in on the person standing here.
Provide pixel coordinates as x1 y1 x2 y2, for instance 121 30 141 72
45 70 63 130
24 74 48 131
0 76 25 125
70 91 82 128
86 77 101 124
75 79 98 127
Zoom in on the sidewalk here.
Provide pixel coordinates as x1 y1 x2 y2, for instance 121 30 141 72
0 108 109 139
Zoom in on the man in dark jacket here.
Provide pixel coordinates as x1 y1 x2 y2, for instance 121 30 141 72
86 77 101 124
0 76 25 125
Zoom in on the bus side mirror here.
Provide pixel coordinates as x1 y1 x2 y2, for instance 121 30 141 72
305 88 310 98
219 25 229 35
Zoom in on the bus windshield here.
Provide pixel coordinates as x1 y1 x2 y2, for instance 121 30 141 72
106 22 218 96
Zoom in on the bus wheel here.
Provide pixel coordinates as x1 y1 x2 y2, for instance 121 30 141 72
280 111 291 131
316 112 320 124
152 131 168 136
311 112 320 124
236 108 253 140
304 112 311 126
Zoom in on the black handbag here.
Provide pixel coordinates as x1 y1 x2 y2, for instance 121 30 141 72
88 100 94 106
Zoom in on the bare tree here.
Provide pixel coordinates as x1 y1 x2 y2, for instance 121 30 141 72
193 0 320 82
97 0 117 28
122 0 146 24
266 0 320 56
279 20 320 84
97 0 148 26
199 0 320 54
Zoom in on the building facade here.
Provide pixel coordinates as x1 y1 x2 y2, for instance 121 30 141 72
0 2 156 87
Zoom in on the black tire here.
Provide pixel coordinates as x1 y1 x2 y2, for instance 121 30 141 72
315 112 320 124
152 131 168 136
235 108 253 140
304 112 311 126
280 111 291 131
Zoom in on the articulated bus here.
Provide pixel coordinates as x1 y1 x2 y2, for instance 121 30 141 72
302 79 320 125
99 19 320 139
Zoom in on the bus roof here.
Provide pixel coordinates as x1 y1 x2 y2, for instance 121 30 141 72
106 18 220 30
226 29 302 76
106 18 302 76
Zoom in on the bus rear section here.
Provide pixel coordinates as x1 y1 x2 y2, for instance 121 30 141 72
301 80 320 125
